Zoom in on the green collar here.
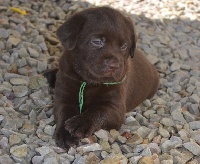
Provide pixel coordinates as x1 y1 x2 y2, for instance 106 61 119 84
79 76 126 113
62 72 126 113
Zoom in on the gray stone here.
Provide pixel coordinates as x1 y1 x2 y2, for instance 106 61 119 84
134 144 147 153
27 57 38 67
189 121 200 130
186 85 195 94
32 156 43 164
143 110 155 119
18 101 32 114
45 35 59 45
159 153 173 162
39 42 48 51
0 84 12 93
7 36 21 46
12 86 28 97
77 143 102 153
0 41 5 50
0 154 14 164
13 96 27 109
125 116 137 125
121 145 132 153
2 54 10 62
0 61 10 69
172 84 181 92
160 118 174 126
29 109 37 123
181 150 194 163
33 35 45 43
140 147 152 156
9 134 22 146
29 75 47 90
0 136 9 148
37 61 47 73
191 131 200 145
147 129 158 142
178 129 189 142
10 78 28 85
19 47 29 58
143 99 151 107
0 115 4 122
58 153 73 163
44 125 55 136
146 54 159 64
169 149 183 159
171 107 186 124
189 94 200 104
183 111 196 122
62 3 71 12
43 154 58 164
28 47 40 58
37 110 47 120
117 135 127 144
156 62 168 72
21 123 36 134
100 153 127 163
158 127 170 138
183 141 200 156
2 118 18 131
170 62 180 71
129 156 142 164
35 146 54 156
136 126 150 138
0 28 9 38
188 104 200 116
15 24 26 34
155 97 167 105
189 48 200 56
170 136 182 145
100 140 110 151
110 129 120 138
1 128 27 139
161 140 181 153
135 113 148 126
126 133 143 146
73 155 87 164
181 64 191 70
148 143 161 154
10 144 28 158
111 142 122 154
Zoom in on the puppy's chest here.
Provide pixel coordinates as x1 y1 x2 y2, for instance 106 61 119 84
69 84 113 108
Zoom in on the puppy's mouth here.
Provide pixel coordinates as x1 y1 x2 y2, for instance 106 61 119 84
82 63 125 84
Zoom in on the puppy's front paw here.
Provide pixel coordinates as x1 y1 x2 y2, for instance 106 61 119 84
55 127 79 150
65 115 97 138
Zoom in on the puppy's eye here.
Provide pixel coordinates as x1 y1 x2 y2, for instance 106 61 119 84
91 37 105 48
121 43 127 50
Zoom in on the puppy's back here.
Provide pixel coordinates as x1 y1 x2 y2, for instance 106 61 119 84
125 49 159 111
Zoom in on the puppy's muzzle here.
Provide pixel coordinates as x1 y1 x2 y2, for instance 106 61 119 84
103 58 120 75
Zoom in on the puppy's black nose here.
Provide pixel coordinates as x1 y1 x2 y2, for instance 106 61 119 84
104 59 120 71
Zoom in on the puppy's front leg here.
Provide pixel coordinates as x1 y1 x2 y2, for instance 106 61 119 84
54 104 79 150
65 103 126 139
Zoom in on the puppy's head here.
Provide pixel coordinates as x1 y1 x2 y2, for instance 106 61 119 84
57 7 137 83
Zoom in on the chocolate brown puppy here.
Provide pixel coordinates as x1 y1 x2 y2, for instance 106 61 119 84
48 7 159 149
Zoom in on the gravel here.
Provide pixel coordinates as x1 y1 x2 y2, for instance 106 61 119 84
0 0 200 163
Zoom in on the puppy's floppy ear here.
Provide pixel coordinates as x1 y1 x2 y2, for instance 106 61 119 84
125 17 137 58
56 13 86 50
130 33 137 58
